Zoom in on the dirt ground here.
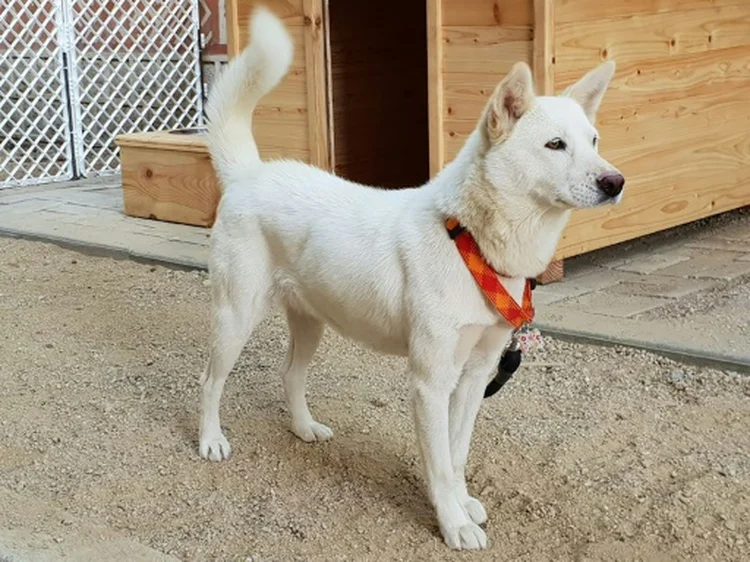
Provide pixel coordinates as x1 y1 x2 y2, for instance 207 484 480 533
1 237 748 562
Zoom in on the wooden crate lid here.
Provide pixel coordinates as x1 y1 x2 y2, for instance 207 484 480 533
115 129 209 154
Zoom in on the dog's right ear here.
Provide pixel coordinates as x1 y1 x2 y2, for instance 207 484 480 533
484 62 535 143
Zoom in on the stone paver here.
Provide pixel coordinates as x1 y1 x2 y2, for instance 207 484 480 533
686 238 750 253
534 211 750 367
613 252 691 275
0 178 748 369
654 252 750 281
606 275 717 299
560 290 670 318
532 289 570 306
532 268 639 302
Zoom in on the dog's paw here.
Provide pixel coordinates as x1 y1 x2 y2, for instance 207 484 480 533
199 434 231 461
292 421 334 443
441 521 487 551
463 497 487 525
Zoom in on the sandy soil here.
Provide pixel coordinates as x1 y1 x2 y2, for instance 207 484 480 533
1 237 748 562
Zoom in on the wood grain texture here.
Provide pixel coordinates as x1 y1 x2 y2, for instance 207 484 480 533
533 0 554 95
230 0 304 47
555 3 750 76
556 0 750 25
225 0 241 57
120 143 221 228
116 130 210 153
302 0 331 170
560 46 750 124
437 0 534 163
440 20 533 162
553 1 750 258
225 0 313 164
443 0 532 27
559 159 750 258
428 0 444 177
442 74 505 123
442 26 533 74
601 74 750 160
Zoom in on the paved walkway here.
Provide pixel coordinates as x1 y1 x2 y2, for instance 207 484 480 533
1 179 748 370
0 178 209 269
536 214 750 370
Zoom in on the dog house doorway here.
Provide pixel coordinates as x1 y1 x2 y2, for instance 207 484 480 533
328 0 430 189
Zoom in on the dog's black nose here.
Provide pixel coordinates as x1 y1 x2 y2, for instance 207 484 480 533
596 172 625 198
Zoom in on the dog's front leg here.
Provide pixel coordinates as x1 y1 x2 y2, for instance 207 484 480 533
411 357 487 550
448 328 511 527
448 350 501 527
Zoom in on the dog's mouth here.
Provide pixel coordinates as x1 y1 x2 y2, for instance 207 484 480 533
561 187 625 209
594 191 624 207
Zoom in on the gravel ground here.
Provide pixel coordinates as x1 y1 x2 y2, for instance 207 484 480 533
1 237 749 562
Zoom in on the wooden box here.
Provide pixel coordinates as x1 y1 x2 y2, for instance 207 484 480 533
118 130 220 227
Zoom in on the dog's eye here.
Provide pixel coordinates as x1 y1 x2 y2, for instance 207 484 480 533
593 136 599 147
545 138 566 150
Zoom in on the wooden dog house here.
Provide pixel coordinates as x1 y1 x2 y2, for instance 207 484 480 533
118 0 429 228
119 0 750 280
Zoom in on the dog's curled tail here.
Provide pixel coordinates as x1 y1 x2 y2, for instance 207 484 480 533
205 7 293 186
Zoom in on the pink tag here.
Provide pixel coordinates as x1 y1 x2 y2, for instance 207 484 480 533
517 327 543 354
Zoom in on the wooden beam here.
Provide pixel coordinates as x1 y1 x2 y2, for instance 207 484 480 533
537 259 564 285
533 0 555 95
533 0 562 283
225 0 241 58
427 0 444 177
302 0 332 171
322 0 335 172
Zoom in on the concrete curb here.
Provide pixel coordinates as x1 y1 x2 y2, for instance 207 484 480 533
2 226 748 374
0 226 206 271
535 322 750 374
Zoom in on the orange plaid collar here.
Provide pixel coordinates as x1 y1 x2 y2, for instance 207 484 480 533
445 217 535 329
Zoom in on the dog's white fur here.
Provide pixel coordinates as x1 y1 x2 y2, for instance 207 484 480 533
199 7 624 550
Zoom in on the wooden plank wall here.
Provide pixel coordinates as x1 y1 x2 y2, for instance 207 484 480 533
439 0 534 167
555 0 750 258
226 0 330 169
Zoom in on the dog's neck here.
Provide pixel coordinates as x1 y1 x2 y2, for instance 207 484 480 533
430 129 571 279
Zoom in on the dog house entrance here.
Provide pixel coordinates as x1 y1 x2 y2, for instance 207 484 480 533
328 0 429 189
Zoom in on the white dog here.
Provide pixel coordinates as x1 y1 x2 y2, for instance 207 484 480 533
199 7 624 551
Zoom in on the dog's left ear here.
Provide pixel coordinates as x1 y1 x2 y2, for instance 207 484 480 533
564 61 616 124
485 62 535 143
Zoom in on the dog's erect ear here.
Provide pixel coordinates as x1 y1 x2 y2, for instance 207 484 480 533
485 62 535 142
564 61 616 124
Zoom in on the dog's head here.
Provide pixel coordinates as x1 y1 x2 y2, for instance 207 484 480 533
481 61 624 209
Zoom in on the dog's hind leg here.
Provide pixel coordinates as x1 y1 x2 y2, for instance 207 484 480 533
280 307 331 442
199 256 272 461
